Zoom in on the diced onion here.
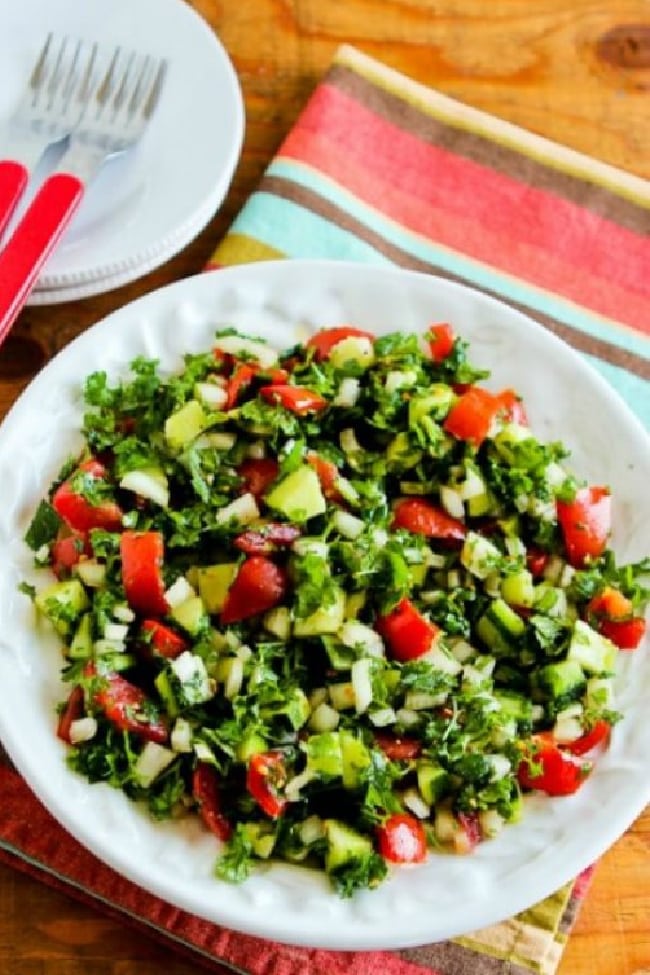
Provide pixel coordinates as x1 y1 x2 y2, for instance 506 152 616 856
69 717 98 745
214 335 278 369
369 707 397 727
351 658 373 714
332 509 365 539
164 576 196 608
215 492 260 526
402 788 431 819
308 702 340 732
333 376 360 407
440 485 465 520
76 559 106 588
194 382 228 410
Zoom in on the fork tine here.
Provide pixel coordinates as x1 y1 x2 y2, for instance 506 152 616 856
60 40 83 104
29 32 53 91
142 60 167 119
96 47 121 108
112 52 137 114
127 56 152 115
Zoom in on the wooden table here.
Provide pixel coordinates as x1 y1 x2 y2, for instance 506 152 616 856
1 2 648 972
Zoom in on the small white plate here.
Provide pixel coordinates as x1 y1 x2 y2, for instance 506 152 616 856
0 261 648 950
0 0 244 290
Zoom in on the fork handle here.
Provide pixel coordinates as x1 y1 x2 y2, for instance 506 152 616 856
0 172 84 347
0 160 29 237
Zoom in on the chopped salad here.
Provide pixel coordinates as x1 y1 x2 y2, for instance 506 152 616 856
22 322 649 896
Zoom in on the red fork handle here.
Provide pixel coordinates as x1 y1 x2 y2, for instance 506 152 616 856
0 172 84 347
0 160 28 237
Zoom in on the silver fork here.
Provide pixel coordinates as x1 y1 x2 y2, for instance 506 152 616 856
0 47 167 347
0 33 91 236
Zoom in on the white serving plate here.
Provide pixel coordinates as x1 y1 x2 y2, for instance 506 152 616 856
0 260 648 950
0 0 244 291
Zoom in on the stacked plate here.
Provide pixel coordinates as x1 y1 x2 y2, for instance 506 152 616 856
1 0 245 305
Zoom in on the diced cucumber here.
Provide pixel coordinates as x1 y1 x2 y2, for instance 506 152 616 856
533 660 586 701
305 732 343 779
294 587 346 636
68 612 93 659
196 564 238 614
386 432 423 471
328 681 356 711
170 651 214 705
339 730 371 789
215 493 260 526
119 467 169 508
213 334 278 369
164 399 207 450
585 676 615 710
242 821 276 859
533 584 569 618
265 465 326 522
170 596 206 635
236 730 268 763
35 579 90 636
263 605 291 640
328 336 374 370
416 761 450 805
476 598 525 655
324 819 373 873
75 559 107 588
344 591 366 620
501 569 535 608
493 422 534 464
567 620 617 675
494 690 533 734
134 742 175 788
309 702 341 732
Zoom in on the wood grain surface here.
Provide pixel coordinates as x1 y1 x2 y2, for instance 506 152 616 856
0 1 648 973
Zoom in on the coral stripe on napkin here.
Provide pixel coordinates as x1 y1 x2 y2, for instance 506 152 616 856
1 41 647 975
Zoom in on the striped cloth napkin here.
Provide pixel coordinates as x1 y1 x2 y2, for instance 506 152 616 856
1 41 648 975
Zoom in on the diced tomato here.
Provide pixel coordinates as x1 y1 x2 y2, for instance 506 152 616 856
526 547 550 578
51 532 86 579
212 348 234 374
259 384 328 415
556 486 611 568
392 497 466 543
454 812 482 854
585 586 645 648
193 763 232 841
220 556 287 625
373 732 422 761
427 322 455 363
495 388 529 426
140 620 188 659
224 364 256 410
306 326 375 362
443 387 501 448
237 458 279 498
52 459 123 533
120 530 169 617
376 598 440 662
599 616 646 650
563 720 611 756
89 668 168 744
587 586 633 621
234 523 301 555
377 813 427 864
517 737 588 796
56 685 85 744
246 751 288 818
307 452 343 503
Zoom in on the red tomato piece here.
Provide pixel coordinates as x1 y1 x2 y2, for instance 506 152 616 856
526 547 550 578
563 720 611 756
376 598 440 662
587 586 633 621
193 763 232 841
377 813 427 863
246 751 288 818
495 388 529 426
517 738 588 796
443 386 501 448
259 384 328 415
373 732 422 761
392 497 466 543
120 530 169 617
237 458 280 498
140 620 188 659
220 556 287 624
224 364 256 410
599 616 646 650
556 486 611 568
90 669 168 744
307 452 344 503
306 326 375 362
234 523 301 555
428 322 455 362
56 685 85 744
51 532 87 579
52 458 123 533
